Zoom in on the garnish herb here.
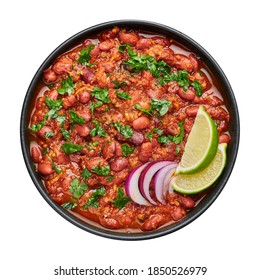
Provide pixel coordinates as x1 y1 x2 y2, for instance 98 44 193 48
69 178 88 199
51 158 62 174
69 110 86 124
57 76 75 96
31 115 48 132
90 120 106 137
82 187 106 209
135 98 171 117
62 202 77 210
111 187 131 210
90 101 103 115
114 122 133 138
116 91 131 100
191 80 203 96
56 115 66 124
44 131 54 138
61 127 70 140
45 96 63 112
61 142 85 154
77 45 95 66
150 98 171 116
106 176 114 182
147 128 163 141
113 80 127 89
157 121 185 145
82 168 92 180
91 87 110 103
91 163 110 176
121 143 135 157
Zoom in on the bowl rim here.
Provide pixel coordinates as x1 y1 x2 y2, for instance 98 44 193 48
20 19 240 241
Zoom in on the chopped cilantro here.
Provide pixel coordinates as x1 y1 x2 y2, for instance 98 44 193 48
91 163 110 176
111 187 131 210
82 187 106 209
69 110 86 124
69 178 88 199
114 121 133 138
57 76 75 96
90 120 106 137
191 80 203 96
91 87 110 103
62 202 77 210
121 143 135 157
116 91 131 100
61 142 85 154
77 45 95 66
82 168 92 180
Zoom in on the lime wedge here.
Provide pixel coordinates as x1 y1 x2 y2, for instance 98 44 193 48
176 106 218 174
170 143 227 194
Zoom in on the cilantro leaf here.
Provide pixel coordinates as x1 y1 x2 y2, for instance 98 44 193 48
113 80 127 89
62 202 77 210
151 98 171 116
90 120 106 137
82 187 106 209
69 178 88 199
134 104 152 116
82 168 92 180
91 87 110 103
168 121 185 144
91 163 110 176
116 91 131 100
111 187 131 210
121 143 135 157
77 45 95 66
191 80 203 97
57 76 75 96
90 100 103 115
61 142 85 154
69 110 86 124
114 121 133 138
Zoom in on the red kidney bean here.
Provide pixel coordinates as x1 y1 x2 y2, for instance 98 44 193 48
173 54 194 72
78 89 91 103
180 195 195 209
61 178 71 190
100 28 119 41
90 46 100 57
99 39 114 51
52 56 72 75
189 53 199 71
110 157 128 172
136 38 153 50
81 67 95 84
43 68 57 83
207 106 229 121
177 87 196 101
47 89 58 100
129 131 144 145
151 36 171 47
115 141 123 157
139 142 153 162
219 134 231 144
99 217 121 229
57 154 70 165
76 110 92 122
102 142 116 159
132 116 150 130
171 206 185 221
63 94 77 109
74 124 90 137
83 39 93 47
31 146 42 163
141 215 164 231
159 48 175 66
119 31 139 45
37 126 53 139
69 154 81 163
185 105 199 117
38 162 54 175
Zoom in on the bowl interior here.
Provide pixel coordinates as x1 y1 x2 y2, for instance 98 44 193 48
20 20 239 240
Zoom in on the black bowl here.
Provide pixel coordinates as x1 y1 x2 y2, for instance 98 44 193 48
20 20 239 240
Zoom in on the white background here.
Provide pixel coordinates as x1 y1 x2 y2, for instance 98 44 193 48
1 0 259 279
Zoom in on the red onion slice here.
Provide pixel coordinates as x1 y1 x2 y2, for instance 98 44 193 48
139 161 173 205
125 162 151 206
154 162 178 204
